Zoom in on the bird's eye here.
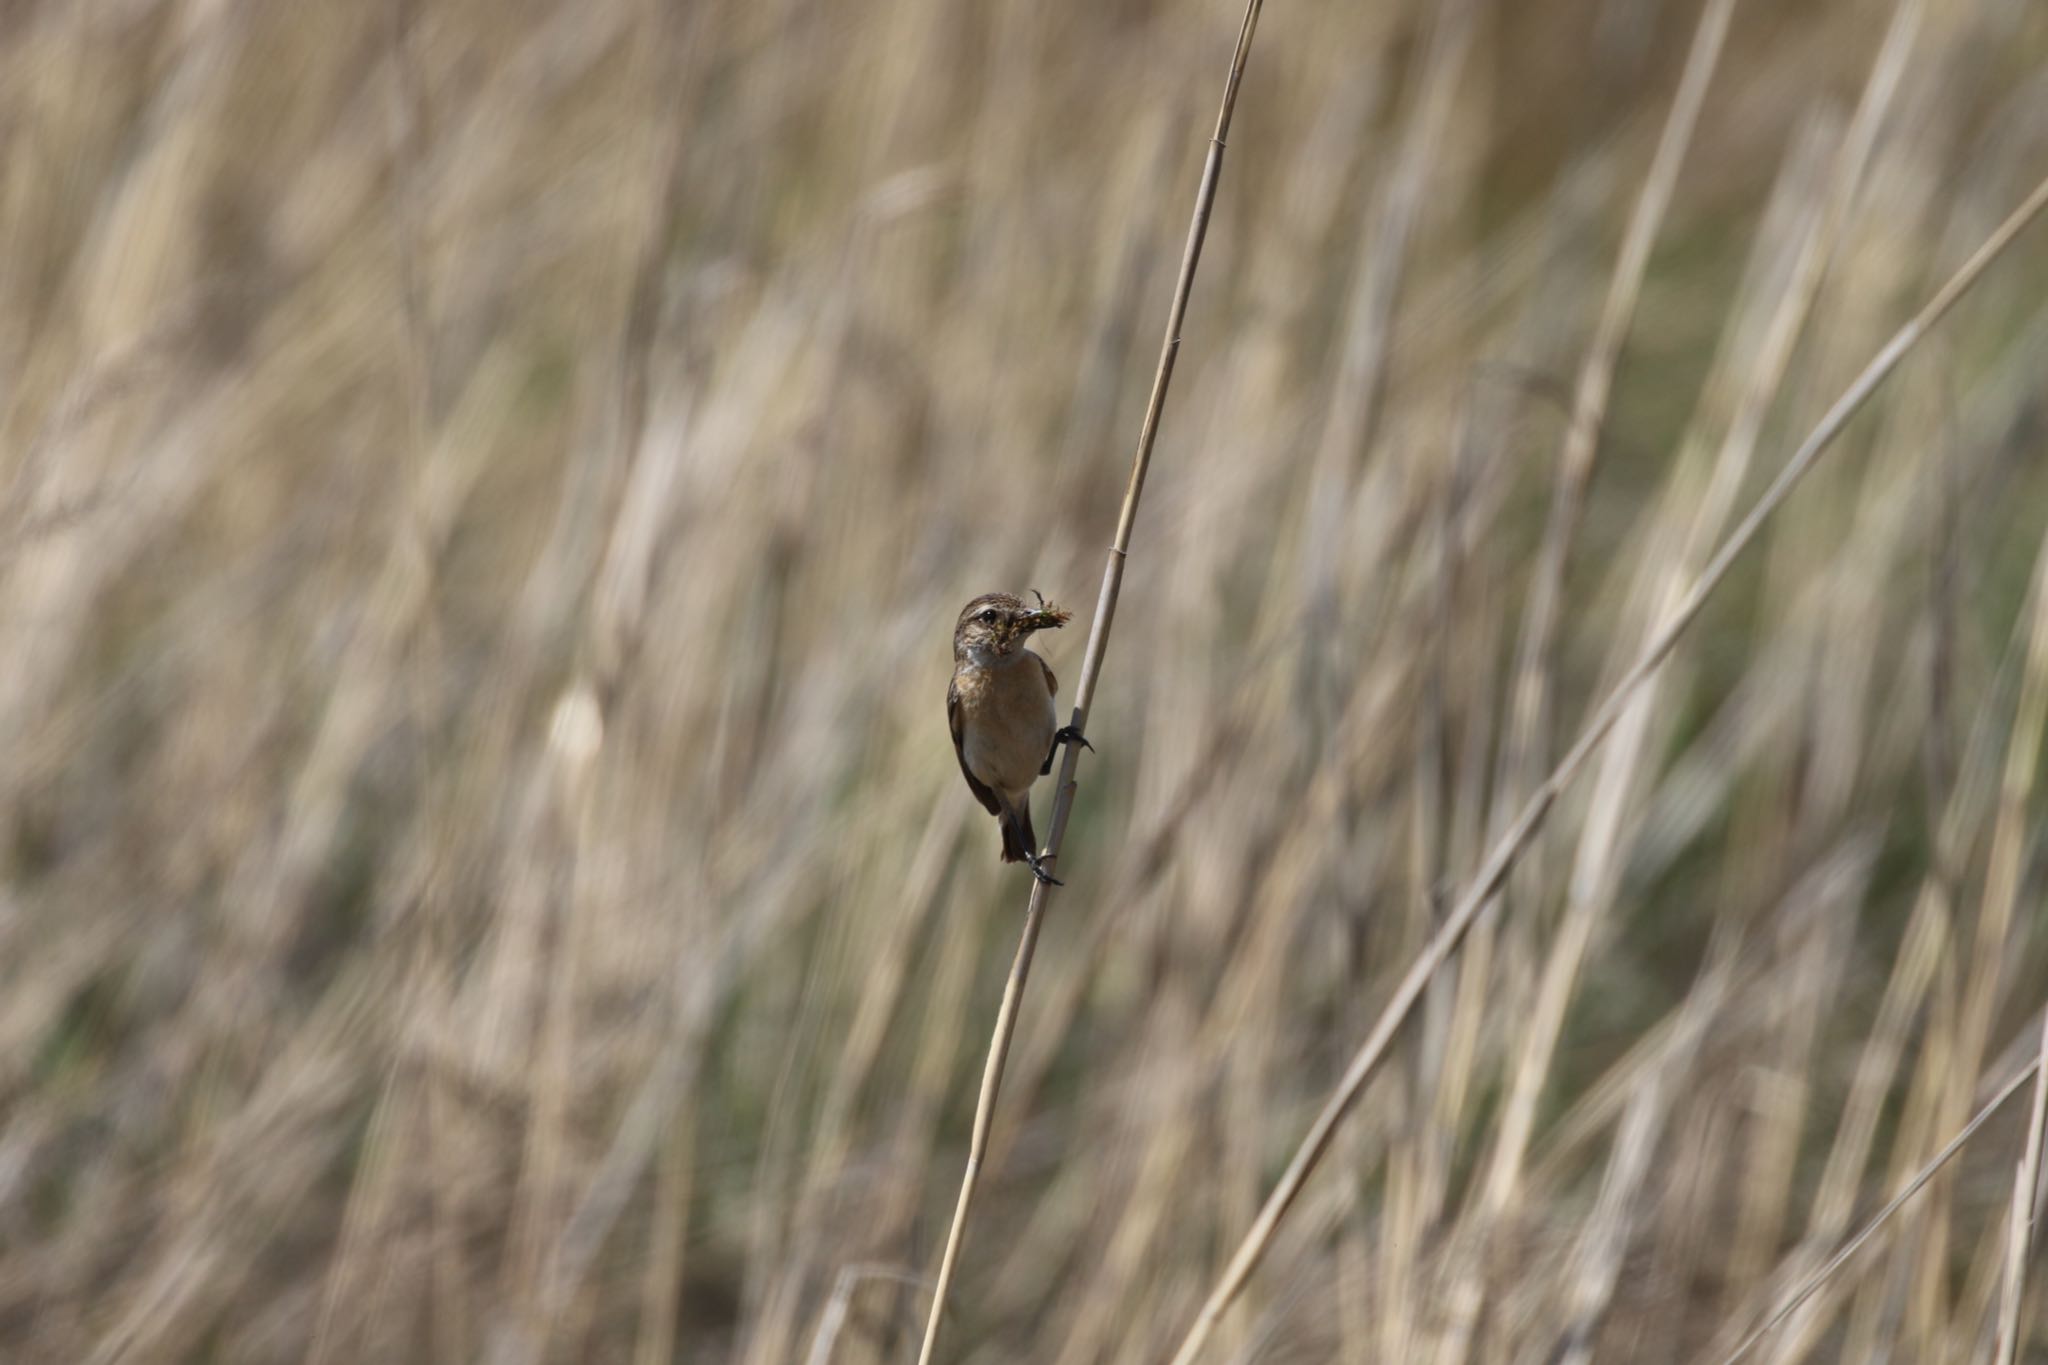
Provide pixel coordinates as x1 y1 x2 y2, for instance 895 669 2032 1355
980 609 998 623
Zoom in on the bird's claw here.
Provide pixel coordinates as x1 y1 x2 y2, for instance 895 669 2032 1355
1025 853 1064 887
1043 724 1095 776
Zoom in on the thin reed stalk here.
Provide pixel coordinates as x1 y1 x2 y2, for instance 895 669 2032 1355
910 4 1268 1361
1164 169 2048 1365
1992 1008 2048 1365
1986 529 2048 1363
1716 1056 2045 1365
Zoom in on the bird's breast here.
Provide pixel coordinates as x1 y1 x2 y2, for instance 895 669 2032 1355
955 654 1056 796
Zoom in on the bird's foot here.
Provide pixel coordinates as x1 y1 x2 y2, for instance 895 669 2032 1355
1025 852 1064 887
1042 725 1095 776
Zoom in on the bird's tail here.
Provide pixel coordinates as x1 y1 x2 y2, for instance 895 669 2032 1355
998 797 1037 864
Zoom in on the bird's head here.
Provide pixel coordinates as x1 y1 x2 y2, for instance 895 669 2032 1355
954 591 1071 661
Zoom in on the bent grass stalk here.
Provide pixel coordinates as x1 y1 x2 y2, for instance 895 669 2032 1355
910 3 1268 1362
1164 169 2048 1365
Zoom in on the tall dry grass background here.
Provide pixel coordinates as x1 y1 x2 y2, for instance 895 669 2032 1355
5 0 2048 1362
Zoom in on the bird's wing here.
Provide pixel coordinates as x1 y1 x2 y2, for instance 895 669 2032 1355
948 676 1001 816
1039 655 1058 698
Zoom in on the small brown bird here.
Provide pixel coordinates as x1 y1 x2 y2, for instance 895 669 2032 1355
948 591 1091 884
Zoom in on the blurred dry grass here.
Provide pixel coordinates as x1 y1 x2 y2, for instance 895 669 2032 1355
4 0 2048 1362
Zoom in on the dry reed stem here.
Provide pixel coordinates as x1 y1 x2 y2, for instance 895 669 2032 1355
1442 2 1737 1209
1984 531 2048 1365
1164 169 2048 1365
1749 578 2048 1355
1891 463 2048 1365
909 3 1267 1361
1992 1006 2048 1365
1424 9 1746 1348
1494 0 1737 850
1714 1055 2045 1365
1301 0 1473 625
803 1263 924 1365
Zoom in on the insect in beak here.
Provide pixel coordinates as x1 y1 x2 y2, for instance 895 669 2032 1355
1016 590 1074 635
